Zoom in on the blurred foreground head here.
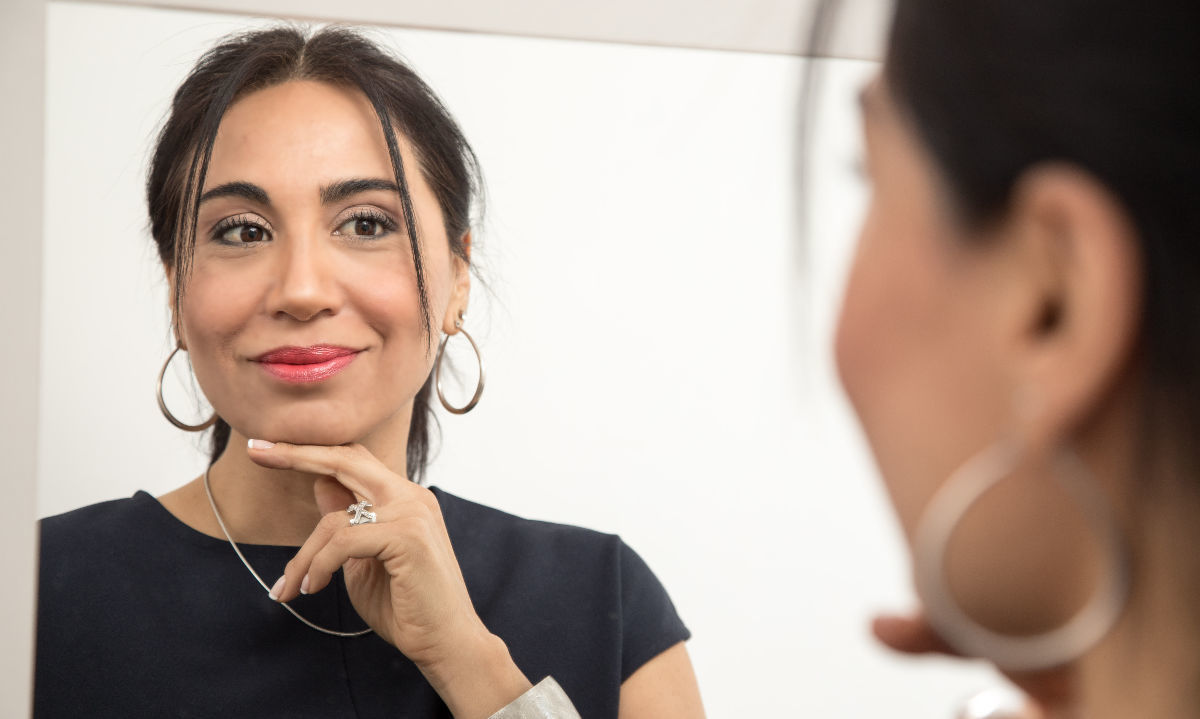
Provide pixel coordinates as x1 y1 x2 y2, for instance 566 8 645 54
835 1 1200 715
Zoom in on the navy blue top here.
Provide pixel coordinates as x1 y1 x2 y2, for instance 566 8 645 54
35 488 688 718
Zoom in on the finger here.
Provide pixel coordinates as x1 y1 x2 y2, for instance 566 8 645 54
872 614 1075 712
871 612 962 657
302 521 430 596
314 476 355 516
269 510 345 602
246 441 406 504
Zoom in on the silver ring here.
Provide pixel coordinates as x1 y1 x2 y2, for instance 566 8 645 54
957 687 1031 719
347 500 377 526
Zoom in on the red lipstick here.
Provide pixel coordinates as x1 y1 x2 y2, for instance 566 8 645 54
254 345 359 384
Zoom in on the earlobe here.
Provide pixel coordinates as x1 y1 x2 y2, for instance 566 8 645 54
1006 164 1143 448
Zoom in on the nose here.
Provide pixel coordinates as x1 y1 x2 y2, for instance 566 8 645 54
266 234 342 322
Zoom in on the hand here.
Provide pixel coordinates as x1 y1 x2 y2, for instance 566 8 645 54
249 441 532 718
872 611 1074 719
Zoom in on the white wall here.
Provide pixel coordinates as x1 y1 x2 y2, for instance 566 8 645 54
40 1 1001 715
75 0 890 58
0 1 43 715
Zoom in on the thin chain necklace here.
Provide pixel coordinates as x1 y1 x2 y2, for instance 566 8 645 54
202 468 372 638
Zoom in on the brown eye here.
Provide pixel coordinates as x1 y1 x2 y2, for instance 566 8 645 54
334 213 393 239
214 219 270 245
239 225 265 243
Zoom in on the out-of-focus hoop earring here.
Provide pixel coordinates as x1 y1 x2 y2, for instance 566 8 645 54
156 343 218 432
913 440 1130 672
433 313 485 415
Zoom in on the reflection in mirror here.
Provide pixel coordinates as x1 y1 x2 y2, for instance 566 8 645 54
39 0 995 714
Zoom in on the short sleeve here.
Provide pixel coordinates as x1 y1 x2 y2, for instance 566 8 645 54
617 540 691 680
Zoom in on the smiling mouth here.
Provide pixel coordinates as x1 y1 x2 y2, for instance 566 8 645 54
254 345 360 384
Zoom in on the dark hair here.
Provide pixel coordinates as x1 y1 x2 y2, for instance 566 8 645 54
146 25 482 481
885 1 1200 473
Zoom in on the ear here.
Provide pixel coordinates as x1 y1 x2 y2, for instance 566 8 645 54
441 231 472 335
1001 164 1143 451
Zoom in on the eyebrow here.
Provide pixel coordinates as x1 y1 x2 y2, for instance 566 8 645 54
199 181 270 206
320 178 401 205
197 178 401 208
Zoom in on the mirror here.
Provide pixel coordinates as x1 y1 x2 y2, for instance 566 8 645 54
39 1 998 713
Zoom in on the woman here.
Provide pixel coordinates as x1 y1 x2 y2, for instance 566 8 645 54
34 26 704 718
836 1 1199 717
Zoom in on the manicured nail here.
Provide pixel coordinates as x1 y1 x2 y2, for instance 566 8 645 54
268 575 286 601
248 439 276 450
300 574 310 595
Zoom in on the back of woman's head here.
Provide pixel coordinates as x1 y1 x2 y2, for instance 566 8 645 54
146 26 481 479
886 0 1200 476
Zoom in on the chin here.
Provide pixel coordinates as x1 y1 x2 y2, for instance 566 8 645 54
233 412 373 447
270 427 363 446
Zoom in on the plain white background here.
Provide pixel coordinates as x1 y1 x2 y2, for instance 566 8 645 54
40 1 1000 714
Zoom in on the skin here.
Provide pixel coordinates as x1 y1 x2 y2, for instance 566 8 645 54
838 75 1200 718
157 79 704 718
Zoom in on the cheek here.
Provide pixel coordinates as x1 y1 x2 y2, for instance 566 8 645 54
353 248 449 335
179 265 260 357
351 247 458 380
835 206 975 536
835 210 915 424
355 265 423 333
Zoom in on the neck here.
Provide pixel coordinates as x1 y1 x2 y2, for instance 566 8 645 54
201 415 411 546
1073 477 1200 719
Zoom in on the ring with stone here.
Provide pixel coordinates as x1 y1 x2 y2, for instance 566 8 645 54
347 500 377 526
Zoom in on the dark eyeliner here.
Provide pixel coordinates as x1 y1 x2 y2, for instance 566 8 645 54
210 214 271 245
350 208 399 232
336 207 401 239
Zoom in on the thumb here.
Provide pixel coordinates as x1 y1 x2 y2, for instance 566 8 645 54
872 611 961 656
314 475 357 516
872 611 1075 714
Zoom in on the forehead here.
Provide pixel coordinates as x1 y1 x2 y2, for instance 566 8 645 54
205 80 396 188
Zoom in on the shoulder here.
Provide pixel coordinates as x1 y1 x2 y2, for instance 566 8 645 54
38 491 202 594
431 487 690 686
431 486 675 599
432 486 621 559
40 492 158 552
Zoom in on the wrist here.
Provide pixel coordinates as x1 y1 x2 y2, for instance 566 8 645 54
421 628 532 719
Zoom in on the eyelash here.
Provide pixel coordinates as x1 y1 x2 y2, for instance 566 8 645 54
334 208 400 239
207 208 401 247
210 214 270 246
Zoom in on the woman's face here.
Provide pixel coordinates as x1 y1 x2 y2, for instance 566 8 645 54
836 76 1016 537
836 77 1105 635
177 80 468 449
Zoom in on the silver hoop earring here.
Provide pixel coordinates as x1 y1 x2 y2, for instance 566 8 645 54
913 441 1130 672
433 316 485 415
156 344 218 432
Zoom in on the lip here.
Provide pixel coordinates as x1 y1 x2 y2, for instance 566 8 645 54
254 345 361 384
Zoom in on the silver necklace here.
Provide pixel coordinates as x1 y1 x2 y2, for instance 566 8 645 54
202 468 372 638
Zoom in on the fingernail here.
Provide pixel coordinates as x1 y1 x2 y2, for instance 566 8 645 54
248 439 276 450
300 574 310 595
268 575 286 601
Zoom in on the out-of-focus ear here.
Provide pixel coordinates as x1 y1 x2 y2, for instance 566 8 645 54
1001 163 1142 452
442 231 472 335
460 230 472 262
